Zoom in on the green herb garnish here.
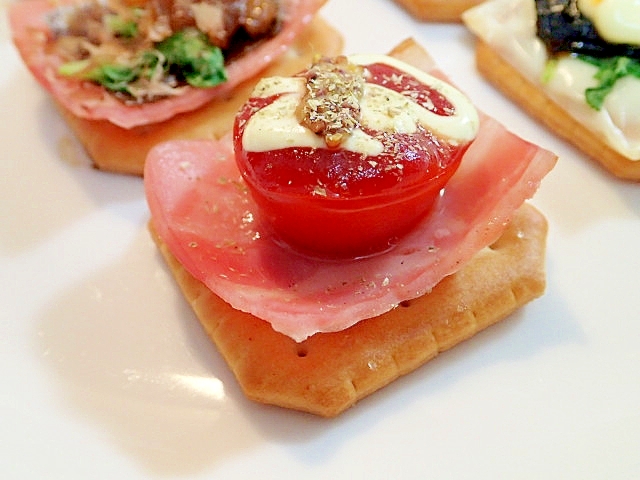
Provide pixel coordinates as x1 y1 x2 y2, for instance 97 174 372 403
155 28 227 87
58 28 227 98
85 60 153 93
577 55 640 110
105 14 139 38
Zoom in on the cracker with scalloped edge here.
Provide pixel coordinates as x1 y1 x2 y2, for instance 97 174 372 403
149 202 547 417
147 38 551 417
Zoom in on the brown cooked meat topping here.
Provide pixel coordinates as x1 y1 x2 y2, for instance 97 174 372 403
50 0 280 54
298 56 367 148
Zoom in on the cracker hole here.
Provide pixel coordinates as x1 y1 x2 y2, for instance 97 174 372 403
400 300 411 308
297 346 308 358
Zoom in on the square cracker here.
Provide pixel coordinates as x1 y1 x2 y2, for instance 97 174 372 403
473 40 640 181
149 203 548 417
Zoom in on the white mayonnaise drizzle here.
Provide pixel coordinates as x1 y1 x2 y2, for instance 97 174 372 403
241 54 479 154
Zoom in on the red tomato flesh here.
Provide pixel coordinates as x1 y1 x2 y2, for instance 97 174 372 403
234 62 471 258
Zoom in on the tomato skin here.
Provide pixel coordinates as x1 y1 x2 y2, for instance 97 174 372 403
235 129 467 258
233 61 472 258
238 157 463 258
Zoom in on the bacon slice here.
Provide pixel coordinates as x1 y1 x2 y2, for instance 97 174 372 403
144 40 557 342
9 0 326 129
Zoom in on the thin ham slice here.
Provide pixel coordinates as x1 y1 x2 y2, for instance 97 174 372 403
8 0 326 129
144 42 557 342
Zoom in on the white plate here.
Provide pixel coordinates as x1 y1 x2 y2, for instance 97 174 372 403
1 1 639 478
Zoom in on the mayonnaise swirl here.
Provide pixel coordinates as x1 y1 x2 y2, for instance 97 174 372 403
241 54 479 155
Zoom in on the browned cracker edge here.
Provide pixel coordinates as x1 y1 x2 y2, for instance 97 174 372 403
475 40 640 181
148 203 548 417
393 0 484 22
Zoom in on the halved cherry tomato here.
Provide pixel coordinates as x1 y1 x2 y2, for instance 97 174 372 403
233 60 473 258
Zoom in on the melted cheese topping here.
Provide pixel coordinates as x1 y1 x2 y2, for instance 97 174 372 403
462 0 640 160
241 54 479 154
578 0 640 45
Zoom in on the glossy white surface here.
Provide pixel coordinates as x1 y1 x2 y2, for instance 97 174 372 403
1 1 639 478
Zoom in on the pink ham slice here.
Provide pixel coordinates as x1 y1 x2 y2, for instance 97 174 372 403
145 118 556 342
8 0 326 129
144 42 557 341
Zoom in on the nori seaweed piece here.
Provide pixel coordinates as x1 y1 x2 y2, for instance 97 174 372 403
535 0 640 60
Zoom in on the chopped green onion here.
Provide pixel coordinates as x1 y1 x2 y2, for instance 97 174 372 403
105 14 138 38
58 59 91 77
541 58 558 84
